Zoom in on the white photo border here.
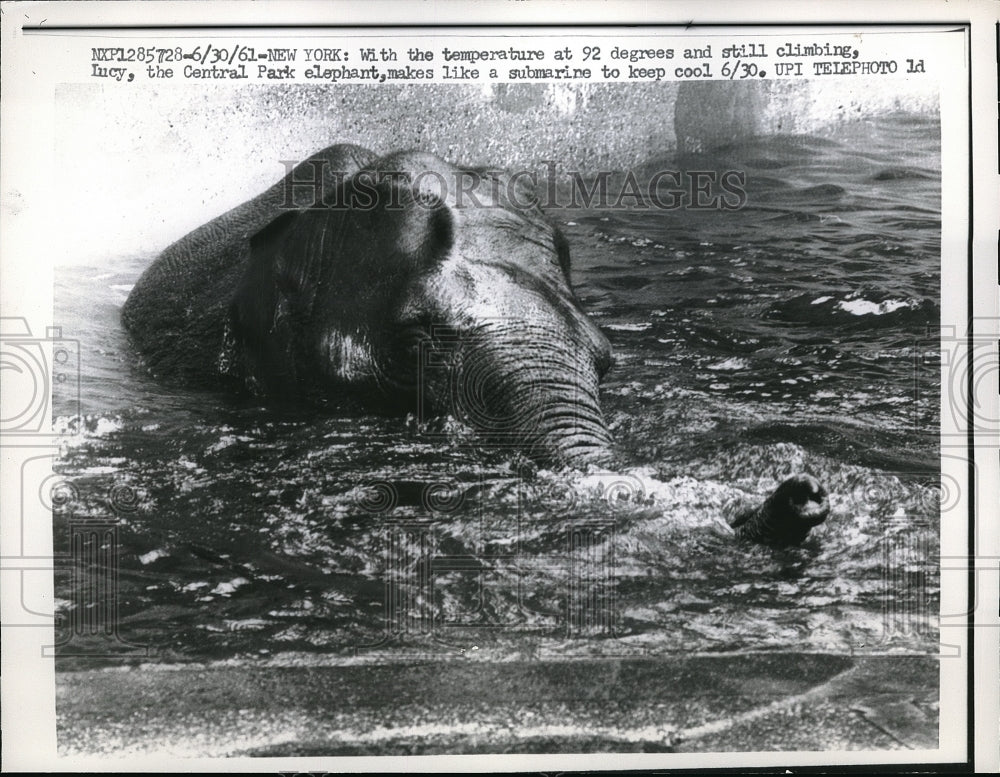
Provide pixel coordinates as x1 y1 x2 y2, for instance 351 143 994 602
1 1 997 772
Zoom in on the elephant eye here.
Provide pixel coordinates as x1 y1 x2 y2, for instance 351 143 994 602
393 322 432 354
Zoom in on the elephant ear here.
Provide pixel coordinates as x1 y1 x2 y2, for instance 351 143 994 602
228 208 330 396
227 165 456 397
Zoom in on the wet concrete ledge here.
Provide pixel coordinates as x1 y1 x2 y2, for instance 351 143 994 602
56 653 938 757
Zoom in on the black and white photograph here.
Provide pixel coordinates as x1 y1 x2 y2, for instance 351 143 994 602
1 2 996 771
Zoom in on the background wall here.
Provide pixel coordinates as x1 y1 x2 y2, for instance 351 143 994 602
53 79 937 264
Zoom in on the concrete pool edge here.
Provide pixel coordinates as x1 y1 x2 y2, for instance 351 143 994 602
55 653 939 757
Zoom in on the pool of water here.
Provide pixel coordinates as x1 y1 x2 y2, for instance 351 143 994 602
53 111 941 668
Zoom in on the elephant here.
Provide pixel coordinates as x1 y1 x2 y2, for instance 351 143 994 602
122 142 828 543
122 143 613 465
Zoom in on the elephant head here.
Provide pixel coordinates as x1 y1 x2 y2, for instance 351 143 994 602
221 148 614 465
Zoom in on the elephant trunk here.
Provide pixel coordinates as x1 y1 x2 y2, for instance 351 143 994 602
525 388 614 465
450 322 613 467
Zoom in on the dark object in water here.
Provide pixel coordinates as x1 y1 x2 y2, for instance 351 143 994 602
730 474 830 546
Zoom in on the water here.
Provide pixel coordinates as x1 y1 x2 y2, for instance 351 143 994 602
53 112 941 668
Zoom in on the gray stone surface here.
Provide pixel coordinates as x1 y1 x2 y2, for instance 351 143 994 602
56 654 937 756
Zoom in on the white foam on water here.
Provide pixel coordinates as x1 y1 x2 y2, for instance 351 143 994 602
605 322 652 332
837 298 914 316
93 417 123 436
55 414 125 448
210 577 250 596
139 548 169 565
77 465 119 475
205 434 254 454
707 357 750 371
572 468 736 533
